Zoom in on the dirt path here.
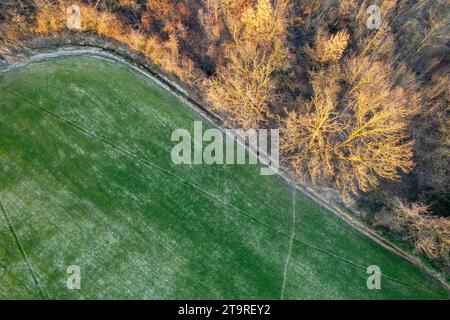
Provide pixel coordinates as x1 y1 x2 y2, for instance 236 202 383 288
2 45 448 294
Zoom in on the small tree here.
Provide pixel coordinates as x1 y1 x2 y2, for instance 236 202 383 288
305 29 350 64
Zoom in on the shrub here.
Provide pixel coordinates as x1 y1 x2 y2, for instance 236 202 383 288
305 29 350 63
33 0 66 34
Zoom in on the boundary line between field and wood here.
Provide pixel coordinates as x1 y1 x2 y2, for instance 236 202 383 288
1 46 448 294
280 189 296 300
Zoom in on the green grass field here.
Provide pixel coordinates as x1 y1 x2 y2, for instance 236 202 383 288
0 55 447 299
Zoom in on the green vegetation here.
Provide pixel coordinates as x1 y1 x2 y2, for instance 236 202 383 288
1 0 449 270
0 56 447 299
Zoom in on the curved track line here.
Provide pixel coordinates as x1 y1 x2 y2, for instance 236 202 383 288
1 85 442 297
0 201 47 299
1 50 448 295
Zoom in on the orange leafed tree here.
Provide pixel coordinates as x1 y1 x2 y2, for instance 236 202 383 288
281 57 416 194
204 0 289 129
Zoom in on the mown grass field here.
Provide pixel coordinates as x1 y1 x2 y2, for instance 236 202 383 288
0 55 447 299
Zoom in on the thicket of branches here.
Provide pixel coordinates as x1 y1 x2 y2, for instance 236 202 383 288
203 0 289 128
281 57 416 194
283 0 449 267
0 0 195 79
391 199 450 265
0 0 448 268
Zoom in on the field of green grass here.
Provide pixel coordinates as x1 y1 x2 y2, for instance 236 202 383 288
0 55 447 299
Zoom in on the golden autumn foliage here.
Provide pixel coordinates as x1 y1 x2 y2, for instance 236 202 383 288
144 34 182 75
32 0 126 41
205 40 286 128
392 199 450 265
81 6 126 41
142 0 189 36
114 0 141 11
239 0 285 42
280 66 341 185
305 29 350 63
1 0 448 267
204 0 289 128
127 29 146 52
146 0 172 21
33 0 66 34
28 0 189 79
281 57 416 194
0 13 29 48
285 0 449 267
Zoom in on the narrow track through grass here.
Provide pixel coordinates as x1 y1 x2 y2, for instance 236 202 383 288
0 55 447 299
